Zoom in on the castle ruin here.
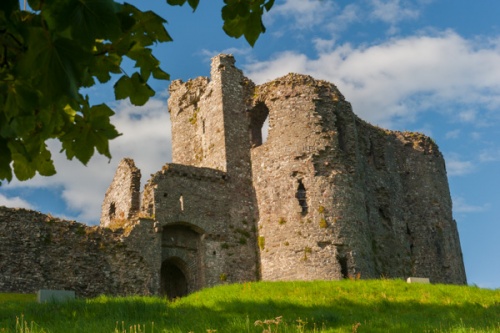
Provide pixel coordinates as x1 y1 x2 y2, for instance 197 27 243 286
0 55 466 298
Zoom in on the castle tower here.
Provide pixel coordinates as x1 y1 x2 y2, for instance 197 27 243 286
168 54 255 181
250 73 466 284
139 55 260 297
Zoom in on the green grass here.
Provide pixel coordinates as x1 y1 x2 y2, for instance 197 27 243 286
1 280 499 333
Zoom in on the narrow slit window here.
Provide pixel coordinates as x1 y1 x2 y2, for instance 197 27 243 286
296 179 308 215
109 202 116 219
179 194 184 212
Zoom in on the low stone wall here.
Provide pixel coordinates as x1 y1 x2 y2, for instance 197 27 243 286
0 207 158 297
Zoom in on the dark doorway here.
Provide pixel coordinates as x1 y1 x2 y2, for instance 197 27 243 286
161 259 188 300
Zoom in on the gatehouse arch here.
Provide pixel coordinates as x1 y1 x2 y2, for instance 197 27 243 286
161 224 203 298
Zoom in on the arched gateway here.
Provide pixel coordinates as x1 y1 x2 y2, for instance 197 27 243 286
160 258 188 299
161 224 203 299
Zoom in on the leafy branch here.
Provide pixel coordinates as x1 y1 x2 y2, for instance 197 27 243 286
0 0 274 184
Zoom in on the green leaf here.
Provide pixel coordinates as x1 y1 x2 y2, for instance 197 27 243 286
120 4 172 46
221 3 238 21
60 99 120 164
221 0 269 46
8 140 55 180
87 104 120 157
127 46 169 81
244 11 264 47
0 0 20 16
90 49 122 84
18 28 91 102
27 0 42 11
166 0 187 6
35 144 56 177
4 82 40 123
223 15 245 39
0 138 13 184
264 0 275 12
114 73 155 106
187 0 200 11
43 0 122 45
8 141 35 181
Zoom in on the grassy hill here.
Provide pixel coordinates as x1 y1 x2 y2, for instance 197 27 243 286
1 280 499 332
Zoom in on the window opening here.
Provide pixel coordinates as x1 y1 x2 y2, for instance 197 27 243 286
295 179 308 215
337 255 349 279
109 202 116 219
249 102 269 147
179 194 184 211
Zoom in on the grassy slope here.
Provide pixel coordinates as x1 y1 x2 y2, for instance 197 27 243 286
0 280 499 333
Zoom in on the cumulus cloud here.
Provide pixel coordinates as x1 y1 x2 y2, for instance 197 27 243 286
270 0 335 29
479 148 500 162
4 97 172 225
445 154 475 177
369 0 420 26
267 0 429 36
244 31 500 128
453 196 489 214
445 129 461 139
0 194 33 209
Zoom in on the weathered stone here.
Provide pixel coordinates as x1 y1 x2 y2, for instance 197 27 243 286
0 54 466 299
406 277 431 284
37 289 75 303
0 207 160 297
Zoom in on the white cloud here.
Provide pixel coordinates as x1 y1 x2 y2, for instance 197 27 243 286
268 0 426 36
244 31 500 128
479 148 500 162
4 97 171 225
453 196 489 214
458 109 478 123
199 47 252 60
369 0 420 26
0 194 33 209
271 0 335 29
445 154 475 176
445 129 460 139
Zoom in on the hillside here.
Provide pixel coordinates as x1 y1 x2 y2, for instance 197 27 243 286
1 280 499 332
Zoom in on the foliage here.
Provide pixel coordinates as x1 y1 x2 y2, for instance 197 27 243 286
1 280 499 332
0 0 274 184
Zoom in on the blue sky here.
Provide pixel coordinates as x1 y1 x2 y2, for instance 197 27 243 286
1 0 499 289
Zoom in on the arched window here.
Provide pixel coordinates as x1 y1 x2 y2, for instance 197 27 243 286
249 102 270 147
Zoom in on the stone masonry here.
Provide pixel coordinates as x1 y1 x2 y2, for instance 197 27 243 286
0 54 466 298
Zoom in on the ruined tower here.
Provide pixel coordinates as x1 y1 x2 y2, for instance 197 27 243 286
101 55 261 297
100 54 465 295
250 74 466 284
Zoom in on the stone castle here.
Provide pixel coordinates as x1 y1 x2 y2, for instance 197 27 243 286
0 55 466 298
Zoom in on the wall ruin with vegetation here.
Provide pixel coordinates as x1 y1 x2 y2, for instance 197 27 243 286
0 207 160 297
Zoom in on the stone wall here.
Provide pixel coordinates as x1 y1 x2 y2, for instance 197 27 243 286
148 55 260 290
141 164 258 290
101 158 141 228
0 207 160 297
0 54 466 299
250 73 466 284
